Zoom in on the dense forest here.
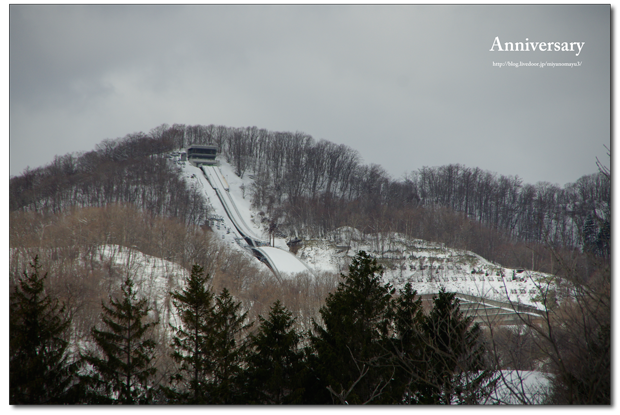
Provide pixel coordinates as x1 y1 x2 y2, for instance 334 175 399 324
9 251 526 404
9 123 610 404
10 247 610 404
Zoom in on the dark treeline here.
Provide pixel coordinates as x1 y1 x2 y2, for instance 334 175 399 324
10 130 208 226
12 251 609 405
206 125 608 256
10 122 610 269
11 252 501 405
138 124 612 255
164 124 610 269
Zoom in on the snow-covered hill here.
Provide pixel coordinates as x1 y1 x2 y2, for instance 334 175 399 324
297 230 563 310
173 154 563 311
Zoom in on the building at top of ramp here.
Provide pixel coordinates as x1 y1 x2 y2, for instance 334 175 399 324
187 144 218 166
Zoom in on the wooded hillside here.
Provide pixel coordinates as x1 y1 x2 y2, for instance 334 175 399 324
11 123 609 273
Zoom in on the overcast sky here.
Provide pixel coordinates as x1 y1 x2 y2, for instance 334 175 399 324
9 4 610 187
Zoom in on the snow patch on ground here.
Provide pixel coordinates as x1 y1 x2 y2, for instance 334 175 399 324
218 163 273 241
95 244 188 328
489 370 551 404
178 161 260 263
257 246 312 278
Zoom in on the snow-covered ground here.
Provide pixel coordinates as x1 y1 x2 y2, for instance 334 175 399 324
255 246 312 278
489 370 551 404
178 157 311 277
95 244 188 329
299 230 559 310
203 165 268 246
173 153 562 310
179 162 259 256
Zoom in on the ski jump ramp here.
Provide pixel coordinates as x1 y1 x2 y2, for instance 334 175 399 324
202 165 268 247
201 165 312 279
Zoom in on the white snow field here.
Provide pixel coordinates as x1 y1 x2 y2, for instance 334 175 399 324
202 165 268 246
297 230 562 310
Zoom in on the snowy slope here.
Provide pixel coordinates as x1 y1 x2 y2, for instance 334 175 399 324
298 230 560 310
172 153 562 310
91 244 188 330
255 246 312 277
203 165 268 246
177 157 311 277
179 162 258 256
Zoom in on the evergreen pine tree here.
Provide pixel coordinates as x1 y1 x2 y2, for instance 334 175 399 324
82 276 159 404
206 288 252 404
309 251 395 404
418 289 497 404
10 256 81 404
389 282 427 404
167 264 215 404
241 300 306 404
